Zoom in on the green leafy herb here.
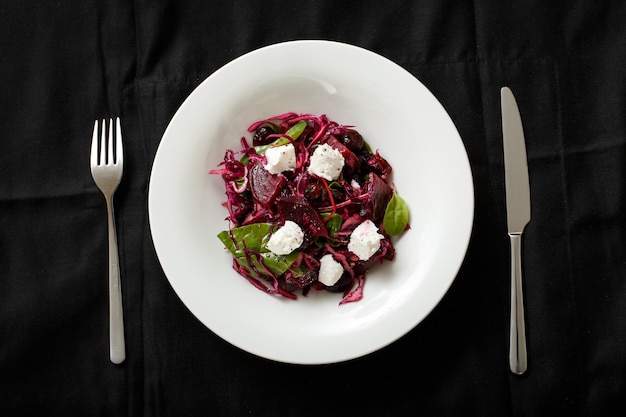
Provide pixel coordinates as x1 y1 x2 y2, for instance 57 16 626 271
324 213 342 237
218 223 298 278
383 192 409 236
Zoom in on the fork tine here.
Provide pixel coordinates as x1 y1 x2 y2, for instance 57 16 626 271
115 117 123 165
91 120 99 167
108 118 115 165
100 119 107 165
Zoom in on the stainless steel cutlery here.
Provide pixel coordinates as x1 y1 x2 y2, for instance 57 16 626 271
501 87 531 375
90 117 125 364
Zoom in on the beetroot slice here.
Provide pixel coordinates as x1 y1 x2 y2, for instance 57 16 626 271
248 161 286 208
276 195 328 238
363 172 393 224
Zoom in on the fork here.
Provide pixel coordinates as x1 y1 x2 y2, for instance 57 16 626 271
90 117 125 364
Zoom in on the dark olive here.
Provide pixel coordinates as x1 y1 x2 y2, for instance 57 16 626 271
338 129 364 151
304 181 325 203
253 125 275 146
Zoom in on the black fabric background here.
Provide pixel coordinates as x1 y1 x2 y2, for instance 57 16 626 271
1 1 625 416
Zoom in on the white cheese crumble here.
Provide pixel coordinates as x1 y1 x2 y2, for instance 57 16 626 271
264 143 297 174
307 143 345 181
266 220 304 255
348 220 384 261
318 254 344 286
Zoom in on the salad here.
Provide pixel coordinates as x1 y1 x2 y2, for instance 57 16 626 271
210 112 409 304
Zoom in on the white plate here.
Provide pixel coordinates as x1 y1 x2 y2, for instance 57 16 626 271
148 40 474 365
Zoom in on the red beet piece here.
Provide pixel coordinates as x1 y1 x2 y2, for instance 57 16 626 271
248 161 287 208
276 195 328 238
362 172 393 223
367 150 392 178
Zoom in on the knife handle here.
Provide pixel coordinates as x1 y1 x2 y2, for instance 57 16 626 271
509 233 527 375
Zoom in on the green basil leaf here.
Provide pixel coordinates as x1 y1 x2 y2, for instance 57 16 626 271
325 213 342 237
218 223 299 278
383 192 409 236
218 223 270 255
260 251 300 276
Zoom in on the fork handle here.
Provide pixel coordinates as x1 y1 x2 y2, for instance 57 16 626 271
509 233 527 375
106 196 126 364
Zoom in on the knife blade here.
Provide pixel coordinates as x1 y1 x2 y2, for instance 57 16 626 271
501 86 531 375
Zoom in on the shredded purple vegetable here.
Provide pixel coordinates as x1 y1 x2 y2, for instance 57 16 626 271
210 112 404 304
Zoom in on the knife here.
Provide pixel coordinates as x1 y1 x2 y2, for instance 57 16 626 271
501 86 531 375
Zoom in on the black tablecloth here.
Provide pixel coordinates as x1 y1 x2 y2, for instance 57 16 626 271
2 1 625 416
